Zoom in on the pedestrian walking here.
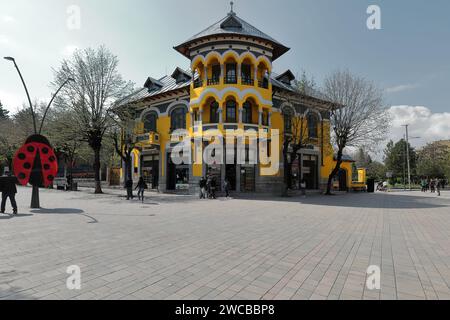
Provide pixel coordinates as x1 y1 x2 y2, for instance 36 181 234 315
209 177 217 199
199 177 207 199
125 178 134 200
135 177 148 203
223 178 230 198
0 172 18 215
436 178 442 197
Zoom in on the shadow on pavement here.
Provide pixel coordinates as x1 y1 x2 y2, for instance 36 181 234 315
31 208 98 224
0 214 33 219
234 192 450 209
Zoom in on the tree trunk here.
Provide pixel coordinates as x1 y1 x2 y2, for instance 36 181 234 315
123 155 133 188
326 148 344 195
93 147 103 194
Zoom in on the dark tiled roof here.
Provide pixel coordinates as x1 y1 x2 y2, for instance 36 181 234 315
174 12 290 61
116 72 193 107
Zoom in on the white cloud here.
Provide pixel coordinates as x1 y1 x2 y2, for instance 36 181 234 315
61 44 79 57
388 105 450 147
386 84 418 94
0 34 10 45
0 90 24 112
1 15 16 23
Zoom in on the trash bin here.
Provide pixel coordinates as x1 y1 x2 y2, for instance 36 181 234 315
367 179 375 193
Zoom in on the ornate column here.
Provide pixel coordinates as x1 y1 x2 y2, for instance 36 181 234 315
203 66 208 84
218 108 223 124
254 67 258 87
220 64 224 85
268 112 272 127
237 63 241 84
190 111 194 128
258 110 263 126
238 105 243 124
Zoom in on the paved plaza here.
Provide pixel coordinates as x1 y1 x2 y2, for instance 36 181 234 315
0 186 449 300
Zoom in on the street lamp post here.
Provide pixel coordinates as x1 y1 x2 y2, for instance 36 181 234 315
4 56 74 208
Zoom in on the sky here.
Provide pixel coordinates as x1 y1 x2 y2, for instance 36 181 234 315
1 0 449 151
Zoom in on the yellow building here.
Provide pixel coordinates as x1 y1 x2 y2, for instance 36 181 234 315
116 7 358 194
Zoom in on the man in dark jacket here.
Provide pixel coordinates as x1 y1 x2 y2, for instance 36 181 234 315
125 179 134 200
1 172 18 214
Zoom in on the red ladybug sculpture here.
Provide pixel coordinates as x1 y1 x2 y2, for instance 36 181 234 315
13 134 58 188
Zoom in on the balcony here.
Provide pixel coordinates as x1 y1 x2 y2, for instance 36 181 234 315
135 132 160 146
207 77 220 86
224 76 237 84
258 80 269 89
241 77 254 86
193 79 203 88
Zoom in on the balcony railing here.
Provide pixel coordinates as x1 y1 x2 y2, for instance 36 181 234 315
258 80 269 89
241 77 254 86
207 77 220 86
224 76 237 84
135 132 160 145
193 79 203 88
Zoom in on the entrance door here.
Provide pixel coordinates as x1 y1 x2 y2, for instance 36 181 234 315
303 155 318 189
240 166 255 192
142 155 159 189
226 165 236 191
338 169 348 191
207 165 222 192
167 157 176 190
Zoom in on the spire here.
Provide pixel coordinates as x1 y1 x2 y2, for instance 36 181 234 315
229 1 235 15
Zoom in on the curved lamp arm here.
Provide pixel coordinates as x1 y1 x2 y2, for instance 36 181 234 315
39 77 75 134
4 57 37 134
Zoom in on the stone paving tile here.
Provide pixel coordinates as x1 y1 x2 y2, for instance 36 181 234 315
0 187 449 300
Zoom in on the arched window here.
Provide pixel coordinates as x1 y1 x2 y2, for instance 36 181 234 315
210 101 219 123
242 101 252 124
171 108 186 131
143 112 157 133
308 113 318 138
226 100 237 123
283 110 293 133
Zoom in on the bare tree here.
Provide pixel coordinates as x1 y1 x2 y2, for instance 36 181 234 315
108 107 138 187
53 46 134 194
279 92 310 196
322 70 390 195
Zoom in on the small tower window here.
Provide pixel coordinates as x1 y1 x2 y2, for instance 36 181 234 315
226 100 237 123
308 113 318 138
171 108 186 131
210 101 219 123
225 63 237 84
143 113 157 133
242 101 253 124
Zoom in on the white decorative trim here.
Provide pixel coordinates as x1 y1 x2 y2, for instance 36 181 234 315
190 87 273 107
166 100 190 116
280 102 296 115
302 108 323 121
139 106 161 119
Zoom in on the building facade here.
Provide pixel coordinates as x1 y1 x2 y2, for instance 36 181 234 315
116 8 357 194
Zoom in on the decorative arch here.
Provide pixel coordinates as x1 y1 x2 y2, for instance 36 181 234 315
190 87 273 107
191 55 206 70
280 102 296 116
205 51 223 65
222 50 240 63
139 106 162 120
302 108 323 121
167 100 189 115
239 51 258 65
256 56 272 73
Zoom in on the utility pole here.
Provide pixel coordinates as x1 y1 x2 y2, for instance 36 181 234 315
403 124 412 190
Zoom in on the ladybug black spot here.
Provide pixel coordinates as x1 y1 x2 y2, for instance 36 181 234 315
18 173 26 180
44 164 50 170
42 147 49 154
27 146 35 152
18 153 26 160
23 162 31 169
49 156 56 162
48 175 54 181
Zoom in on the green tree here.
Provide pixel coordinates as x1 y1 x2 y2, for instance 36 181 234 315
366 161 387 181
416 141 450 178
0 100 10 120
384 139 417 183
